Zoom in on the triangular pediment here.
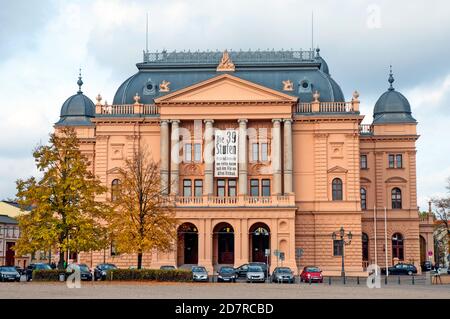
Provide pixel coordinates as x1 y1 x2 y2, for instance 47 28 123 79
155 74 298 104
327 166 348 173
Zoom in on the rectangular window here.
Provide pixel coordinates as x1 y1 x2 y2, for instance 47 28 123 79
333 240 343 256
388 154 395 168
262 179 271 196
184 143 192 162
194 143 202 162
194 180 203 197
183 179 192 197
228 179 237 197
252 143 259 162
360 155 367 169
395 154 402 168
217 179 226 197
250 179 259 197
261 143 268 161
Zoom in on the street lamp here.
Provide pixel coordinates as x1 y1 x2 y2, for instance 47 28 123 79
332 226 353 279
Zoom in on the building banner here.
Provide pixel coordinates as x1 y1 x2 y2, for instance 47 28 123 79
214 129 238 177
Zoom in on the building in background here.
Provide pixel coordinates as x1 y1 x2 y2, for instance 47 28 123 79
54 48 434 275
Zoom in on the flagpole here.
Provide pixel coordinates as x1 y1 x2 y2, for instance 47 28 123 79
384 207 389 277
374 205 378 274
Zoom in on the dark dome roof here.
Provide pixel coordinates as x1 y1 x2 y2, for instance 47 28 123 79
113 49 346 105
315 48 329 75
373 69 416 124
55 73 95 127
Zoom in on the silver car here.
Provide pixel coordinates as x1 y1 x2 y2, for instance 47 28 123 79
192 266 209 282
246 265 265 283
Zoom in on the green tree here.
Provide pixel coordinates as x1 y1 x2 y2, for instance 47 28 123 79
15 127 110 269
431 177 450 263
106 147 176 269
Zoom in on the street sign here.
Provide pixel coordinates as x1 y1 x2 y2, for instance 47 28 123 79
273 249 280 258
279 252 285 261
265 249 270 257
295 248 304 258
428 250 433 257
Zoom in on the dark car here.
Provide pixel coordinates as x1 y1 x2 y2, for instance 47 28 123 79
385 263 417 276
421 261 433 272
235 262 269 278
217 266 237 282
14 266 24 276
94 263 117 281
26 263 52 281
0 266 21 282
192 266 209 282
66 263 93 281
160 265 176 270
271 267 294 283
300 266 323 283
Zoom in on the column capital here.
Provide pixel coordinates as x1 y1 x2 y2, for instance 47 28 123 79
237 118 248 124
170 119 180 125
160 119 170 125
272 118 282 125
283 118 293 124
203 119 214 124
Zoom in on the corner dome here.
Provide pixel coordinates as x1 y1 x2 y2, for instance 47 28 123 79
315 48 329 75
373 68 416 124
55 72 95 127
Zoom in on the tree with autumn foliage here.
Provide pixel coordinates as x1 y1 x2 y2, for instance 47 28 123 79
15 127 110 269
106 147 176 269
431 177 450 264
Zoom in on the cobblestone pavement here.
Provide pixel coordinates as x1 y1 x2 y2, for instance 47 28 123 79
0 281 449 299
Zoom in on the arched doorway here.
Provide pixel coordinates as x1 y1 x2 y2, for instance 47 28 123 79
419 235 427 264
249 223 270 263
177 223 198 266
213 223 234 265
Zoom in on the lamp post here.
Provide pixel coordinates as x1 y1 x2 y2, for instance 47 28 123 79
332 227 353 279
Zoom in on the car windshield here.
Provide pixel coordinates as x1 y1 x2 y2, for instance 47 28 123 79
36 264 51 270
79 265 90 272
100 264 116 270
220 267 235 273
248 266 263 272
192 267 206 272
0 267 16 272
276 268 291 273
306 267 320 272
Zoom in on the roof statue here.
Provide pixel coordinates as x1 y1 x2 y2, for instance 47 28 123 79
216 50 235 72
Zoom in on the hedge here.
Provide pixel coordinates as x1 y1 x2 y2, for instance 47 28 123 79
105 269 192 282
32 270 66 281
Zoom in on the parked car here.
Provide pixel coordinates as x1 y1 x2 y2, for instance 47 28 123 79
65 263 93 281
160 265 176 270
300 266 323 283
14 266 24 275
26 263 52 281
192 266 209 282
236 262 269 278
421 261 433 272
384 263 417 276
217 266 237 282
0 266 21 282
94 263 117 281
271 267 294 283
246 265 265 283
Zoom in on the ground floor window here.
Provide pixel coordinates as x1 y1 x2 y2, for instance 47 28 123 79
392 233 404 260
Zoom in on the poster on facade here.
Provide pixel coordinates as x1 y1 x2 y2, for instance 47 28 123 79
214 129 238 177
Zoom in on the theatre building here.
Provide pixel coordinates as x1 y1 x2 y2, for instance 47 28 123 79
55 49 433 275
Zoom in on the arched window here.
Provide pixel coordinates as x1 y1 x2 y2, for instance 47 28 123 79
392 233 404 260
362 233 369 261
111 179 120 201
332 178 343 201
360 188 367 210
391 188 402 209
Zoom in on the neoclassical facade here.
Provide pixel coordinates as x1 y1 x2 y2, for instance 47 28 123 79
55 49 433 275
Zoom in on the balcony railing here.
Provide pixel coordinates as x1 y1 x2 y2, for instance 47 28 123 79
294 101 357 114
95 104 160 116
359 124 373 135
169 195 296 208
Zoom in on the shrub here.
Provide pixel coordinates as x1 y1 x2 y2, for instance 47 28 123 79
32 270 66 281
105 269 192 282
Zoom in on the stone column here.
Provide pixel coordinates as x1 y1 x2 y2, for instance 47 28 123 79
203 120 214 195
283 119 293 194
170 120 180 195
160 120 170 195
272 119 282 195
238 119 248 195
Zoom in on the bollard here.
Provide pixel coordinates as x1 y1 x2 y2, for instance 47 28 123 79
328 276 331 285
412 275 415 285
309 277 312 285
385 276 388 285
357 276 360 285
343 276 346 285
398 276 400 285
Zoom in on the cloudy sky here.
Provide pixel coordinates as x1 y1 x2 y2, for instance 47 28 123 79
0 0 449 210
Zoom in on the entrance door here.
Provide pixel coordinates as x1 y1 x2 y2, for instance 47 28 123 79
250 223 270 263
184 232 198 264
5 242 15 266
213 223 235 265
